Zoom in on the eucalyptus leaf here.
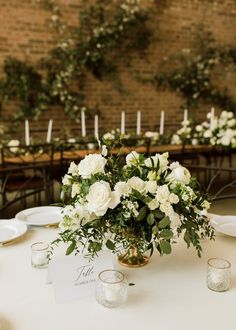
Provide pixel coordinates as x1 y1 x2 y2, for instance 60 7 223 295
147 213 155 225
136 206 147 221
158 216 171 229
66 241 76 255
160 240 172 254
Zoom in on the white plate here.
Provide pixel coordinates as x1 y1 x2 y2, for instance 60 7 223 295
208 213 236 237
0 220 27 244
15 206 63 226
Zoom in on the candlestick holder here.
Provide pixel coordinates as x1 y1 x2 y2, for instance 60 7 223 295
207 258 231 292
95 269 128 308
31 242 49 269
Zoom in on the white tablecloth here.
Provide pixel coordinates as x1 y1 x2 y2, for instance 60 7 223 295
0 226 235 330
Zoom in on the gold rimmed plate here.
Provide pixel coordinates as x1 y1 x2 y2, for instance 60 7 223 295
15 206 63 227
0 220 27 245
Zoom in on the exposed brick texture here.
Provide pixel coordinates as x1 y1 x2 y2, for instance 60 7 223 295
0 0 236 139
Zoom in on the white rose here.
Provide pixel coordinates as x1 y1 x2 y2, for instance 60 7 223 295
114 181 131 196
167 166 191 185
191 138 198 145
86 181 120 216
7 139 20 153
145 180 158 194
228 118 236 127
144 153 169 170
68 138 76 143
156 185 170 203
169 161 180 170
62 174 71 185
71 183 81 198
126 151 140 167
127 176 146 193
78 154 107 178
160 202 173 216
68 162 79 176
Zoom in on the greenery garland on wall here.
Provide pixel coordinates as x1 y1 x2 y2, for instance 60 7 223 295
151 33 236 112
0 0 152 124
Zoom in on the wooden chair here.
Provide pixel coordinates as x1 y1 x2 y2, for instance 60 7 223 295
0 164 51 218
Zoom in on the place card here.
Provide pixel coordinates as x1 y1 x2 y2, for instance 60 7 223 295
48 251 113 303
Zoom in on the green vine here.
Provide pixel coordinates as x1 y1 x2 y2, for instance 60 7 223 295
151 32 236 112
0 0 152 124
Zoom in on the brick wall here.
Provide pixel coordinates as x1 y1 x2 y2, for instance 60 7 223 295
0 0 236 139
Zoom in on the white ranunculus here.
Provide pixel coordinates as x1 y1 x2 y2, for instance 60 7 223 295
203 129 212 138
68 161 79 176
62 174 72 185
71 183 81 198
86 181 120 216
127 176 146 193
145 180 158 194
68 138 76 143
78 154 107 178
148 198 159 210
228 118 236 127
103 132 115 140
7 139 20 153
195 125 203 132
220 135 231 146
114 181 131 196
191 138 198 145
171 134 181 145
126 151 140 167
168 193 179 204
167 166 191 185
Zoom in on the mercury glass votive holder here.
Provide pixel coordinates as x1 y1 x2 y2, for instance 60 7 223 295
207 258 231 292
95 269 128 308
31 242 49 269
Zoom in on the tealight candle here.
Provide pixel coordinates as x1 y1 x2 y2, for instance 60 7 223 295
207 258 231 292
31 242 49 269
95 269 128 308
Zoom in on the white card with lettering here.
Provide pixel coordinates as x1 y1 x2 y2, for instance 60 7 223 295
49 251 113 303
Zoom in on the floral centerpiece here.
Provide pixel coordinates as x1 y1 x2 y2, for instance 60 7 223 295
56 143 214 266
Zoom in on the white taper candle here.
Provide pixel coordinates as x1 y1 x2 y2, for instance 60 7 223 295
160 111 165 135
184 109 188 122
136 111 141 136
25 120 30 146
94 115 99 139
46 119 53 143
81 110 86 137
210 107 215 130
121 111 125 135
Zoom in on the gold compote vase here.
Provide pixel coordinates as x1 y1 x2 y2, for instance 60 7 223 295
118 232 149 268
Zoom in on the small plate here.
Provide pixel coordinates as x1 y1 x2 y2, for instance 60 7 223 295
216 223 236 237
15 206 63 226
0 220 27 244
208 213 236 237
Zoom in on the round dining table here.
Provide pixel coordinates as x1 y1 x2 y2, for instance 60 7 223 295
0 225 235 330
